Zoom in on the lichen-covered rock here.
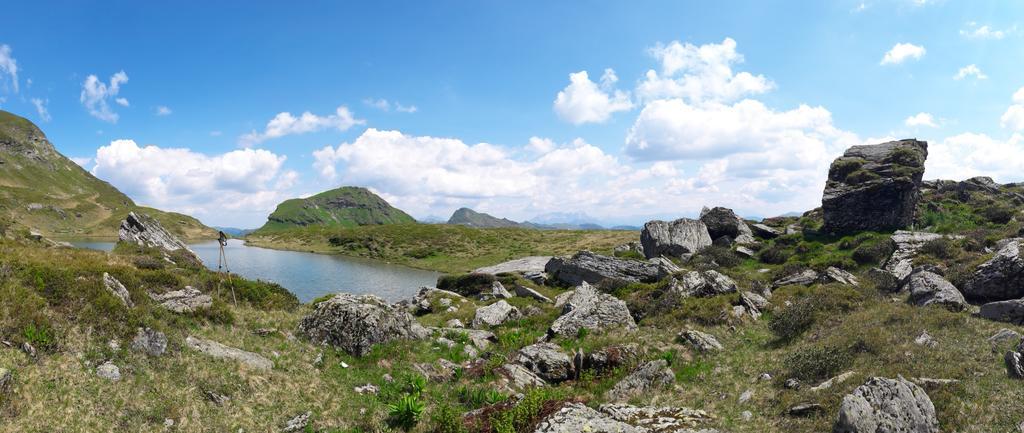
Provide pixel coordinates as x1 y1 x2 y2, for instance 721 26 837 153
185 336 274 370
906 271 967 311
149 287 212 313
1005 351 1024 379
979 299 1024 325
545 251 671 286
884 231 944 282
582 344 639 374
474 256 552 275
605 360 675 401
834 376 938 433
472 300 521 328
598 404 715 432
0 368 11 395
496 363 547 390
515 343 575 383
549 282 637 337
772 267 859 289
822 139 928 234
533 403 644 433
96 361 121 381
700 206 755 244
671 270 738 298
131 327 167 357
678 329 723 353
102 273 133 307
298 293 428 356
281 412 312 433
514 284 553 303
963 240 1024 301
118 212 200 262
640 218 713 259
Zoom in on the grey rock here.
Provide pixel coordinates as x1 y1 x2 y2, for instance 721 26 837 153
700 206 755 244
784 378 802 389
131 327 167 357
821 139 928 234
431 327 496 349
205 390 230 406
118 212 201 263
472 300 521 328
549 282 637 337
913 331 938 348
96 361 121 381
582 344 639 374
671 270 738 298
489 281 514 299
834 376 938 433
475 256 553 275
648 256 682 274
445 319 465 328
884 231 946 282
641 218 713 259
771 269 820 288
740 291 770 316
1006 351 1024 379
613 242 643 255
910 377 960 390
598 404 715 432
185 336 273 370
772 267 858 289
989 328 1023 347
354 383 379 395
412 360 456 382
515 343 575 383
963 240 1024 301
102 273 133 307
907 271 966 311
679 329 723 353
281 411 312 432
149 287 212 313
979 299 1024 325
496 363 547 390
515 285 553 303
735 246 756 258
534 403 643 433
751 223 781 239
824 267 859 286
298 293 428 356
0 368 11 394
738 389 754 404
545 251 671 286
810 371 856 392
605 360 675 401
788 403 824 417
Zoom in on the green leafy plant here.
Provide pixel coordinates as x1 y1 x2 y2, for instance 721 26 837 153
387 393 426 430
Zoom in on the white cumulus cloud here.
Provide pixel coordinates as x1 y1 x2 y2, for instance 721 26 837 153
0 44 18 93
960 22 1012 40
636 38 773 104
80 71 129 123
954 64 987 80
1002 87 1024 131
880 43 926 65
30 98 50 122
155 106 172 116
553 69 633 124
904 112 938 128
239 105 364 147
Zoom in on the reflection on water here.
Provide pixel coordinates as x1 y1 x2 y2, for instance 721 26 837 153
68 239 440 303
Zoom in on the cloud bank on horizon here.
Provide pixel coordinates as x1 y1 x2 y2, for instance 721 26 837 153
4 1 1024 228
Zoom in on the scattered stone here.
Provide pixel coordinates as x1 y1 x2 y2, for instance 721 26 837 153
281 412 312 432
788 403 824 417
204 390 230 406
549 282 637 337
21 342 36 359
412 360 456 382
102 272 133 307
149 287 212 313
430 327 496 349
435 337 456 349
913 331 938 348
640 218 713 259
444 319 465 329
298 293 428 357
354 384 379 395
474 256 553 275
472 300 521 328
1 368 12 394
834 376 938 433
582 344 639 374
740 291 770 317
515 343 575 383
463 345 479 359
605 360 675 401
771 269 819 288
514 285 553 303
907 271 967 311
784 378 801 390
495 363 547 390
253 328 278 336
963 239 1024 301
751 223 781 239
700 206 755 244
118 211 201 263
741 410 753 422
678 329 724 353
545 251 671 286
185 336 273 370
647 256 682 273
738 389 754 404
979 299 1024 325
735 246 756 258
613 242 644 255
1006 351 1024 379
821 139 927 234
131 327 168 357
488 281 513 299
772 267 859 288
810 371 856 392
823 267 859 286
670 270 738 298
989 328 1022 347
96 361 121 381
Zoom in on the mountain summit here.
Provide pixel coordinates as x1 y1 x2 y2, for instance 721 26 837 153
446 207 524 228
256 186 415 232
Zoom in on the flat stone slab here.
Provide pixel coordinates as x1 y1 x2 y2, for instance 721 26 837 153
475 256 552 275
185 336 273 370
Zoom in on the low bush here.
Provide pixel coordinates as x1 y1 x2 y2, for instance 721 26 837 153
784 344 854 382
919 238 960 260
489 388 565 433
759 245 793 264
692 245 741 268
769 284 864 341
852 239 895 265
437 273 496 296
981 204 1015 224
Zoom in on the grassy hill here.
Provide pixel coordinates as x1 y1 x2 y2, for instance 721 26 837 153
0 110 216 239
446 207 524 228
255 186 416 232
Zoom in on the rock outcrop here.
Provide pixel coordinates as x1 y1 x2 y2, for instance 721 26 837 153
472 300 521 328
298 293 428 356
700 206 755 244
534 403 643 433
822 139 928 234
149 287 212 313
884 231 945 282
495 363 547 390
545 251 671 286
102 272 133 308
979 299 1024 325
549 282 637 337
515 343 575 383
679 329 724 353
185 336 274 370
640 218 713 259
118 212 200 262
534 403 715 433
474 256 552 275
834 376 938 433
962 239 1024 301
906 271 967 311
605 360 676 401
670 270 738 298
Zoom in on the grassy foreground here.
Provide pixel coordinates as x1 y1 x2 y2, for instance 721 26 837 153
245 223 636 273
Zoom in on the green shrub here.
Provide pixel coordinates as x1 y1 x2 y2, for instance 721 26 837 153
404 246 436 259
132 256 165 270
490 388 563 433
759 245 793 264
852 239 895 265
677 294 738 326
845 169 880 185
808 254 857 271
430 404 468 433
768 298 817 341
437 273 496 296
388 394 426 430
918 238 959 260
980 204 1015 224
693 245 741 268
784 344 854 381
769 285 864 341
829 158 864 181
887 146 924 167
221 278 299 310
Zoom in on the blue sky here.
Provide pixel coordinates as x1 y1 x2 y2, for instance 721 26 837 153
2 0 1023 228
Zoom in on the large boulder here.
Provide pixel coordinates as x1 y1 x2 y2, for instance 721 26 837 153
640 218 713 259
549 282 637 337
515 343 575 383
472 300 521 328
834 376 938 433
605 360 676 401
906 271 967 311
678 329 723 353
118 212 200 263
671 270 738 298
297 293 428 356
700 207 755 244
474 256 552 275
962 240 1024 301
979 299 1024 325
545 251 671 286
821 139 928 234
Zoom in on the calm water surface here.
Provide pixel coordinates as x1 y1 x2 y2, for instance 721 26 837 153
68 239 440 303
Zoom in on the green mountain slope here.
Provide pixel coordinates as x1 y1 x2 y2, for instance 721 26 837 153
255 186 416 232
447 207 524 228
0 110 217 239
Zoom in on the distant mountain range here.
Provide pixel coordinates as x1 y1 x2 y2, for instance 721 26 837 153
447 207 523 228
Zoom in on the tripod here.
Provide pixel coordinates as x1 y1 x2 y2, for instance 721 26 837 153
216 231 237 305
